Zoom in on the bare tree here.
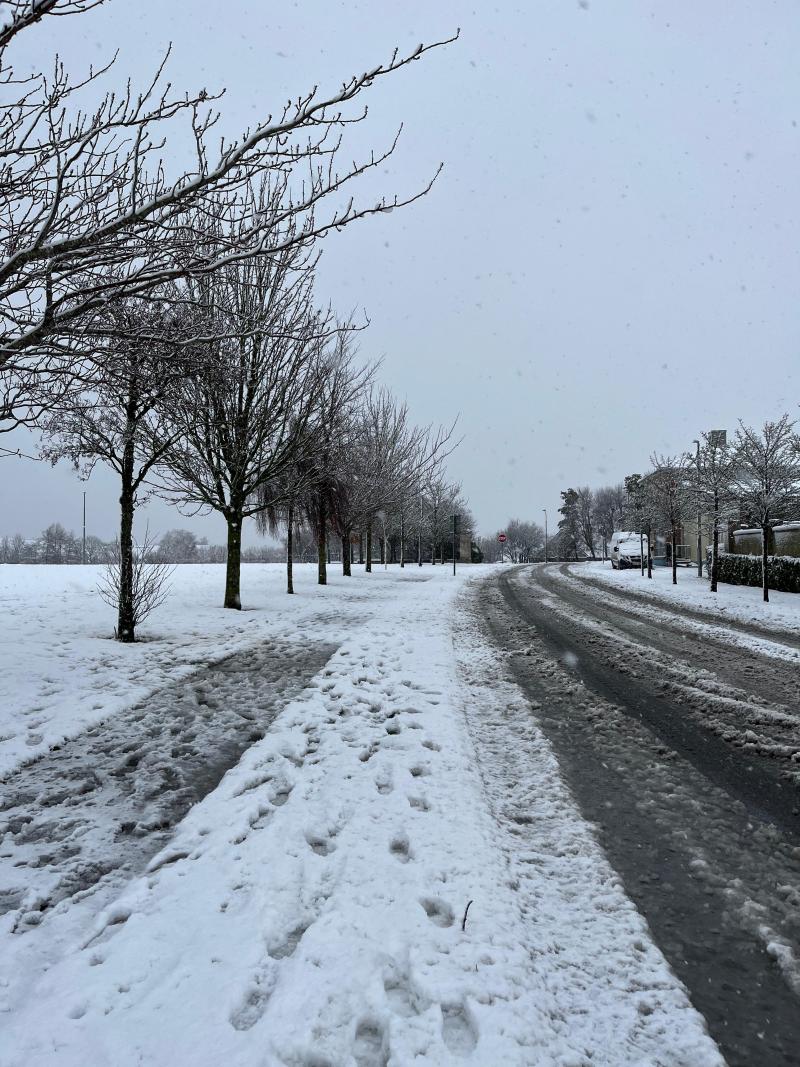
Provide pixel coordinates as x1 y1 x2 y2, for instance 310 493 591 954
504 519 544 563
592 483 625 560
0 2 105 49
154 529 199 564
694 433 738 593
253 354 366 596
98 528 173 638
623 473 656 579
155 220 326 609
424 474 457 566
648 454 692 585
300 334 373 585
39 295 193 640
731 415 799 602
337 390 455 573
0 2 456 404
40 521 77 563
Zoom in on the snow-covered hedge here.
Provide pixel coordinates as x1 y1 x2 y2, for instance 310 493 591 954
715 552 800 593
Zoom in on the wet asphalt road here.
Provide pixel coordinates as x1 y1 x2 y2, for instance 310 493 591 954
482 565 800 1067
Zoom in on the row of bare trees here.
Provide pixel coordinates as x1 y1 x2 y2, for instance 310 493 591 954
33 243 459 638
0 2 463 639
559 416 800 602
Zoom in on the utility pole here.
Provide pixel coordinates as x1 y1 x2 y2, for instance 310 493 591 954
82 491 86 565
693 439 702 578
542 508 548 563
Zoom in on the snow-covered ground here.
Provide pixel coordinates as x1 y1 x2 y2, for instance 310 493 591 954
0 563 375 778
0 563 721 1065
568 560 800 636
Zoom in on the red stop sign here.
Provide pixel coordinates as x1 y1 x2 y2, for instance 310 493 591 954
498 534 507 543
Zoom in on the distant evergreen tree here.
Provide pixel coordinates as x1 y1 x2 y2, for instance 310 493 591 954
557 489 581 561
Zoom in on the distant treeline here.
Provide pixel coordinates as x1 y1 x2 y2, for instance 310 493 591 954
0 525 296 565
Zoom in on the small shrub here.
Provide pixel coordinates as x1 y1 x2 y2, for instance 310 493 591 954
98 529 175 638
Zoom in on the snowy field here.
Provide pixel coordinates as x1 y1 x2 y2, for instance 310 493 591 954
0 562 721 1066
567 560 800 636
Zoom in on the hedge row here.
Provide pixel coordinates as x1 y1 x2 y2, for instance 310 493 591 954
714 552 800 593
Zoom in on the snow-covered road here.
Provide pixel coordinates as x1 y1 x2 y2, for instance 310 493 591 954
0 563 723 1066
485 564 800 1067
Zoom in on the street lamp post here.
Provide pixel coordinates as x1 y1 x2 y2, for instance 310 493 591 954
542 508 548 564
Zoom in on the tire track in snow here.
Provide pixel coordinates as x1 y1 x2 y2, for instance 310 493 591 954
485 565 800 1067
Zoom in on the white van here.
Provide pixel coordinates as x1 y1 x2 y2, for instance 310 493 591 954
610 531 648 570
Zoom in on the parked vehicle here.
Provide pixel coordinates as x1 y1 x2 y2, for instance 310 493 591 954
610 531 648 570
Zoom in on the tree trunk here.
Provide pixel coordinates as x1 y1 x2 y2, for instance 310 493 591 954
400 512 405 568
647 523 653 579
366 523 372 573
762 525 770 603
286 500 294 595
117 438 136 642
358 532 364 565
224 505 244 609
317 498 327 586
342 533 351 576
710 492 719 593
671 523 678 585
379 536 385 565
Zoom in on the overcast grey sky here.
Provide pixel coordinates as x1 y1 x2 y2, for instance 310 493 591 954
3 0 798 544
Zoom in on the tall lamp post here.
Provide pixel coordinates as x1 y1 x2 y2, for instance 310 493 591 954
542 508 548 564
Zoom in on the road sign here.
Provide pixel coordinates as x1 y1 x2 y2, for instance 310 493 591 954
498 534 507 543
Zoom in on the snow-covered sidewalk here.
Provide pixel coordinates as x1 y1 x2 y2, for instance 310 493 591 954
1 564 721 1065
566 560 800 636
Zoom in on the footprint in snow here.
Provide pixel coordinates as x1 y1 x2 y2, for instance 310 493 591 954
229 968 275 1031
419 897 454 928
270 782 293 806
305 830 336 856
442 1003 478 1056
383 966 432 1020
268 922 310 960
375 771 393 795
353 1020 389 1067
389 833 412 863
